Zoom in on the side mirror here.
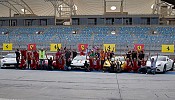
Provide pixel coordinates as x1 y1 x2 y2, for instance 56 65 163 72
167 59 169 61
2 56 5 58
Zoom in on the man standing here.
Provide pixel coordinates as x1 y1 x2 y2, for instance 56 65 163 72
138 51 145 60
72 49 77 59
100 50 105 70
65 49 71 68
39 48 46 69
27 51 32 69
15 49 20 69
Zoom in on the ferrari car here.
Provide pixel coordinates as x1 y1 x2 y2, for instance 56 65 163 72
70 55 89 69
115 56 125 64
115 56 126 70
146 56 174 73
1 53 18 68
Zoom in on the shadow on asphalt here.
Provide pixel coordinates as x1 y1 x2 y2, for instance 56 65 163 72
0 68 175 75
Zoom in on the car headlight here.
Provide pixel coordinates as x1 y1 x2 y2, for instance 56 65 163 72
157 64 161 66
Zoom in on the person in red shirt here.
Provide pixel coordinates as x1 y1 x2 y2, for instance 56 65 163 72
32 51 39 69
96 57 100 70
132 58 139 72
89 56 94 70
27 51 32 69
58 55 65 70
31 56 37 70
55 49 61 69
138 57 148 74
124 58 132 72
20 56 26 69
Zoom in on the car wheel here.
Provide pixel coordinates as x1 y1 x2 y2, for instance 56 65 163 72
163 65 167 73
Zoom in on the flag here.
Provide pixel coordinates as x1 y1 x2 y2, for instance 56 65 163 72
78 44 88 52
103 44 116 52
3 43 13 51
162 45 174 53
134 44 144 51
50 44 62 52
28 44 36 51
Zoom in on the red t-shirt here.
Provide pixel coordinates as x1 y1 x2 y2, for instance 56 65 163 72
21 59 26 65
141 60 147 66
56 51 62 59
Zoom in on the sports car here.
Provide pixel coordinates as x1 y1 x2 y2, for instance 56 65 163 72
146 56 174 73
70 55 89 69
1 53 18 68
115 56 126 70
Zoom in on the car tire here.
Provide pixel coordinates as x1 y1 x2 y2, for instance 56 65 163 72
163 65 167 73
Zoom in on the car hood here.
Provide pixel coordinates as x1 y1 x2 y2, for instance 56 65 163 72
146 61 166 66
1 58 16 61
72 60 86 63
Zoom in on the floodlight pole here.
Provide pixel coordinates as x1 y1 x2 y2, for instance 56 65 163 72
9 8 11 17
104 0 106 14
120 0 124 14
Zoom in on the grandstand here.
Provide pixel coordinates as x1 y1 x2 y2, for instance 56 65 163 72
0 0 175 56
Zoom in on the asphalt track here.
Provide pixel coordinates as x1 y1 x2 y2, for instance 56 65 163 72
0 69 175 100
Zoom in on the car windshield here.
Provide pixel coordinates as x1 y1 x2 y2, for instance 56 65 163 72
148 56 166 61
5 54 16 58
74 56 86 60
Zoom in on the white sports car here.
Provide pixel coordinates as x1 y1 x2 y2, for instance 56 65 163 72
1 53 18 68
146 56 174 73
70 55 89 69
114 56 125 64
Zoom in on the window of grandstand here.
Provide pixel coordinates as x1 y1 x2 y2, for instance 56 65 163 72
115 18 122 25
72 18 79 25
10 20 17 26
106 18 114 25
98 18 105 25
141 18 151 25
88 18 97 25
123 18 132 25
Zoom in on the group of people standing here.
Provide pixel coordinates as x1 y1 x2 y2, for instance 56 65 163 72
15 49 39 70
14 47 78 70
14 46 161 74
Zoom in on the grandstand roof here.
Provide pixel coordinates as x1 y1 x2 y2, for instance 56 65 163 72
0 0 159 17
